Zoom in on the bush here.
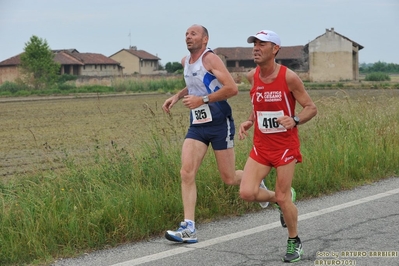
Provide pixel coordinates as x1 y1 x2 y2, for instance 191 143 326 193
336 83 344 88
57 83 76 91
0 81 28 94
77 85 114 93
14 90 31 96
364 72 391 81
57 74 78 84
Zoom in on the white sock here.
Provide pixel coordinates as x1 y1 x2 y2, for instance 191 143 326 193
184 219 195 232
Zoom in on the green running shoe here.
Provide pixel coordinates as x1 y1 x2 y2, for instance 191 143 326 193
282 238 303 262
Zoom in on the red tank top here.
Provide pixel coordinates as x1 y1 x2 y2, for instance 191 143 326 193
250 65 300 150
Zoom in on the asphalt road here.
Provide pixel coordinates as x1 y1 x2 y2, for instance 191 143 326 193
52 177 399 266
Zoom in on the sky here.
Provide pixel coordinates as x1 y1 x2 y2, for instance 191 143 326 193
1 0 398 66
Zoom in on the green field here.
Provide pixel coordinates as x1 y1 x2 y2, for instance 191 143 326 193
0 89 398 265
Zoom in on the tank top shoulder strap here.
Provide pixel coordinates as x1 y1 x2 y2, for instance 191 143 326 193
254 66 260 77
186 48 213 66
277 65 287 79
198 48 213 63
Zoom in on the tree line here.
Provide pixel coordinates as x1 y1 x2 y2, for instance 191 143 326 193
360 61 399 73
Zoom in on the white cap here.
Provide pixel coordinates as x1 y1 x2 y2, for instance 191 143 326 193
247 30 281 46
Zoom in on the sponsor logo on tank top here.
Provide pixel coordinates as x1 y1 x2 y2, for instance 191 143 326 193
256 92 264 102
264 91 282 102
256 90 282 102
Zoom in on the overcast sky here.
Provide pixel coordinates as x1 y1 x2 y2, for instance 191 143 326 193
1 0 398 66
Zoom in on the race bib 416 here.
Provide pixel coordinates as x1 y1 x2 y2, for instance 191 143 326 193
256 110 287 134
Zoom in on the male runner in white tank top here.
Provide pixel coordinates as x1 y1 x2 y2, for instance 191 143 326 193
162 24 270 243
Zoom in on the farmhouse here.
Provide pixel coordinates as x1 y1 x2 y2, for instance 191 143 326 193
214 28 364 82
109 46 161 75
54 49 123 76
0 54 20 84
306 28 363 82
0 49 123 84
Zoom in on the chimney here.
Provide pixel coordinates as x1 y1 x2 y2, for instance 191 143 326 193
326 27 335 33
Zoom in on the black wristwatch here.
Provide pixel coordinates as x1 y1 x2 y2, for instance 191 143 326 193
202 95 209 104
292 116 300 127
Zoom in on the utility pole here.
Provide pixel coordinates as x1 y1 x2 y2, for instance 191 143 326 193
128 30 131 48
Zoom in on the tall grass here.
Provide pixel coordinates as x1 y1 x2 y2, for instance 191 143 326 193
1 76 398 97
292 89 399 196
0 77 186 97
0 89 398 265
111 77 185 93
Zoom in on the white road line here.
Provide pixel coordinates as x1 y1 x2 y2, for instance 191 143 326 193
112 188 399 266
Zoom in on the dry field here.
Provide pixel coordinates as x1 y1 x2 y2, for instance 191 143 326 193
0 94 191 179
390 74 399 82
1 89 398 181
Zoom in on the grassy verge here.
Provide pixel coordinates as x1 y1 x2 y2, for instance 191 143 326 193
0 77 186 97
0 89 398 265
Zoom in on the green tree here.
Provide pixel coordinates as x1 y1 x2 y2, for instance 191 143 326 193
20 35 60 90
165 62 183 73
360 61 399 74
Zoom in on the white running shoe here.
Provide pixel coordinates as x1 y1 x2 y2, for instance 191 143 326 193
259 180 270 208
165 221 198 243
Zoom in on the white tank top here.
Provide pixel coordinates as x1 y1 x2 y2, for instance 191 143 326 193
184 48 223 96
183 48 234 126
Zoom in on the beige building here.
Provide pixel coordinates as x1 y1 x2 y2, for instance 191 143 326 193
0 54 20 84
54 49 123 76
110 47 161 75
307 28 363 82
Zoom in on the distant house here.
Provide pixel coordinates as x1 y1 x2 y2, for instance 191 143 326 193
0 54 21 84
214 28 363 82
0 49 123 84
54 49 123 76
109 46 161 75
306 28 364 82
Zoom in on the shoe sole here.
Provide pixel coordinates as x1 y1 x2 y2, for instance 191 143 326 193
165 232 198 243
282 249 304 262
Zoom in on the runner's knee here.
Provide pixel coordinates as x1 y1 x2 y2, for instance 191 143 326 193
180 168 195 183
275 193 291 208
220 172 237 186
239 187 256 202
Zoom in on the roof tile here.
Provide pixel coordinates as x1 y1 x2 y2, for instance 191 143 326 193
0 50 121 66
121 49 160 60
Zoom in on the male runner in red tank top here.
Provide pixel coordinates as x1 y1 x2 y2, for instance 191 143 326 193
239 30 317 263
